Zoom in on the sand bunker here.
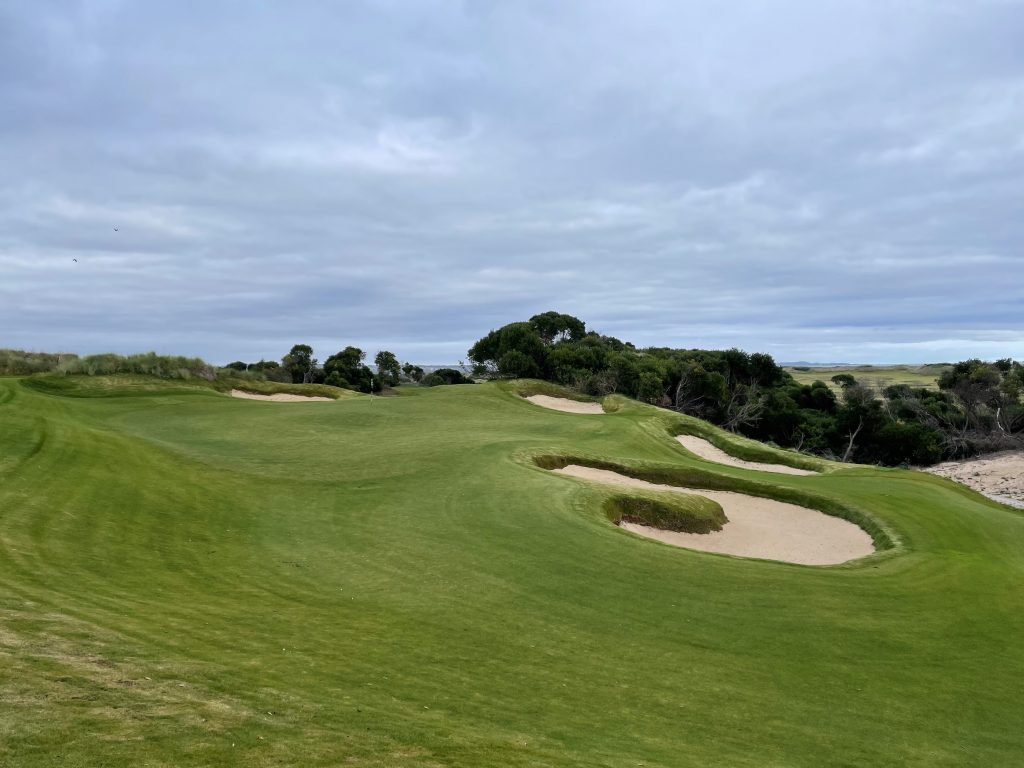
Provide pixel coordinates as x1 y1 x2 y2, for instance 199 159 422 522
525 395 604 414
925 451 1024 509
230 389 333 402
676 435 816 476
553 465 873 565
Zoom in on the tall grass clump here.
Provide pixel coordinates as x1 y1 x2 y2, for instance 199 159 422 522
605 493 727 534
0 349 77 376
58 352 217 380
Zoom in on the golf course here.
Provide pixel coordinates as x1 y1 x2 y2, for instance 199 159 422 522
2 374 1023 767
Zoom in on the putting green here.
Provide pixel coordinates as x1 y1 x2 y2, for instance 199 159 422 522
1 376 1022 767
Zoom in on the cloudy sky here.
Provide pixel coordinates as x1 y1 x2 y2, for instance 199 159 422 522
2 1 1023 364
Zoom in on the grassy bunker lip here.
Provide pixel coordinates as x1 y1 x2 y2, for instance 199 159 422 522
533 453 894 557
675 434 818 476
665 418 826 474
605 493 727 534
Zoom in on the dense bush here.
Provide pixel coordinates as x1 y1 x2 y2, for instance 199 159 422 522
421 368 474 387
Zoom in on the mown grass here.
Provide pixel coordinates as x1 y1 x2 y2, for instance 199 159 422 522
1 375 1023 767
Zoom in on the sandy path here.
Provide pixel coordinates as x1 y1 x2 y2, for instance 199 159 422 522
676 434 816 476
525 395 604 414
925 451 1024 509
553 465 873 565
230 389 333 402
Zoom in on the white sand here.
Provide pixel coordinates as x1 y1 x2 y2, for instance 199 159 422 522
925 451 1024 509
553 465 874 565
525 395 604 414
676 434 817 476
230 389 333 402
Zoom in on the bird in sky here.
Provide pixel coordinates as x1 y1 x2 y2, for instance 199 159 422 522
113 227 119 232
72 258 77 262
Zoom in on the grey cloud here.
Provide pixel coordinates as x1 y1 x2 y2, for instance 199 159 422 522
1 0 1023 364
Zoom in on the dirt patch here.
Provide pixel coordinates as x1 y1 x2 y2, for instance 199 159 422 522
230 389 333 402
924 451 1024 509
525 395 604 414
676 435 816 476
552 465 873 565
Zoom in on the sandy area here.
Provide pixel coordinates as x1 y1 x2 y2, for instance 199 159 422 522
553 465 874 565
924 451 1024 509
525 394 604 414
676 434 816 476
230 389 333 402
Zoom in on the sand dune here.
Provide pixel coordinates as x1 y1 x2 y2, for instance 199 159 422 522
925 451 1024 509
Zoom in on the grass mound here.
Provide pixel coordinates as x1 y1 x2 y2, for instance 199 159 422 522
605 493 727 534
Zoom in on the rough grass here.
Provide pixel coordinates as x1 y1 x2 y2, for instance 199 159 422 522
2 375 1023 767
604 493 727 533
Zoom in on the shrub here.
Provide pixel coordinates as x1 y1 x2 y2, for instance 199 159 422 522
421 368 474 387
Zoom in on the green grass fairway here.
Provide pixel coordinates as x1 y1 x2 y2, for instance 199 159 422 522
2 376 1023 767
785 364 950 393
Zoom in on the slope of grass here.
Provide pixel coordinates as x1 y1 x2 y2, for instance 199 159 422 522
1 375 1023 767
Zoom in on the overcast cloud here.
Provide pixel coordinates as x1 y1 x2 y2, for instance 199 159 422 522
2 0 1023 364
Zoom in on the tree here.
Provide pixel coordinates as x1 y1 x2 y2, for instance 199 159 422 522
282 344 314 384
421 368 474 386
374 350 401 387
529 311 586 345
324 346 374 392
497 350 541 378
402 362 424 382
468 321 548 377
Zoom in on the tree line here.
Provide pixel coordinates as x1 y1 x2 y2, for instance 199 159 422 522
226 345 471 391
0 347 472 391
467 312 1024 466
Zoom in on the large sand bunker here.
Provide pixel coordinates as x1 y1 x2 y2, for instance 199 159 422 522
230 389 333 402
525 395 604 414
676 435 816 476
925 451 1024 509
553 465 873 565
